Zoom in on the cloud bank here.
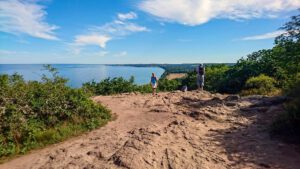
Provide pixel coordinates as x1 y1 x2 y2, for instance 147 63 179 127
138 0 300 26
0 0 58 40
73 12 148 52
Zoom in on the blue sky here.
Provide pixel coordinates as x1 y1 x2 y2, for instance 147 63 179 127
0 0 299 64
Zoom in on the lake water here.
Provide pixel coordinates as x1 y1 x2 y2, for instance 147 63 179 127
0 64 165 88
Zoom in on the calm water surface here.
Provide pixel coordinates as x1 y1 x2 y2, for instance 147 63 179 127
0 64 165 88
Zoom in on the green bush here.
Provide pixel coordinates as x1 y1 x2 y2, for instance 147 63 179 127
0 65 111 158
241 74 280 96
179 64 229 92
158 79 181 91
83 76 183 95
82 76 138 95
270 12 300 143
181 71 197 90
136 84 152 93
271 83 300 143
204 64 230 92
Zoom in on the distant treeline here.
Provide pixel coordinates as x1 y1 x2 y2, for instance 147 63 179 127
107 63 235 78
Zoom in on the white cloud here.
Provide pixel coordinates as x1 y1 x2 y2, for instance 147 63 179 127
114 51 127 57
96 51 109 57
0 49 29 56
72 12 148 53
138 0 300 26
0 49 16 55
0 0 58 40
74 34 111 48
241 30 286 40
118 12 138 20
82 51 109 57
93 18 149 36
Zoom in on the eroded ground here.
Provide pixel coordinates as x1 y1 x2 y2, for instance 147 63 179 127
1 91 299 169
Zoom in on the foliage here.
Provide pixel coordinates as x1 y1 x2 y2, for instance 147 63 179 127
215 12 299 93
180 64 230 92
136 84 153 93
82 76 137 95
83 76 184 96
241 74 280 96
219 49 280 93
158 79 181 91
270 12 300 143
0 65 111 158
181 71 197 90
271 82 300 143
204 64 230 92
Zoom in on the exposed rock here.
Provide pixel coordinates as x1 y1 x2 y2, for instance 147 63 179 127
2 91 298 169
225 102 237 107
224 95 240 101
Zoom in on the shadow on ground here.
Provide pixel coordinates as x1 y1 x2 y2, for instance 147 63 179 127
206 96 300 169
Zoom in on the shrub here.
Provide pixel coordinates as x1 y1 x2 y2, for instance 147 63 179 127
0 65 111 158
82 76 137 95
272 102 300 143
179 65 230 92
181 71 197 90
241 74 280 96
271 84 300 143
158 79 181 91
204 64 230 92
136 84 152 93
83 76 182 95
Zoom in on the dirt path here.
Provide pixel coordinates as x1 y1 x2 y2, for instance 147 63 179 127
1 91 299 169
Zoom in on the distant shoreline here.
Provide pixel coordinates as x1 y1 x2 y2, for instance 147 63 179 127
0 63 235 65
0 63 235 80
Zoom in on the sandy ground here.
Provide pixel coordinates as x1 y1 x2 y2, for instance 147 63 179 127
0 91 300 169
165 73 187 80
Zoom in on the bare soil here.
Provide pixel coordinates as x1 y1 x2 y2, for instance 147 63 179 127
1 91 299 169
165 73 187 80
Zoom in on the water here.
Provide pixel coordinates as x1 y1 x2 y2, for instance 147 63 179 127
0 64 165 88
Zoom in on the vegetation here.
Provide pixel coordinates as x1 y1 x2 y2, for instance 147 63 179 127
173 12 299 95
0 11 299 161
108 63 234 79
271 81 300 143
178 12 299 142
0 65 111 159
241 74 280 96
157 78 181 91
82 76 137 95
82 76 182 95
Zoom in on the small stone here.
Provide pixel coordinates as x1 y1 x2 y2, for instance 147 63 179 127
225 102 237 107
259 163 271 168
224 95 240 101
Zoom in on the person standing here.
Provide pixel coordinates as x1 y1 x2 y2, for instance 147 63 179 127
196 64 205 90
150 73 158 96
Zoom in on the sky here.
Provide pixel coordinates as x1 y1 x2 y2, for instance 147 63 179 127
0 0 299 64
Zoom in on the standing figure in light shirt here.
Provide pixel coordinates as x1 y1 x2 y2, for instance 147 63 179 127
150 73 158 96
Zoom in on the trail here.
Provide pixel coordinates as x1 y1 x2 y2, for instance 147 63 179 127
1 91 299 169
